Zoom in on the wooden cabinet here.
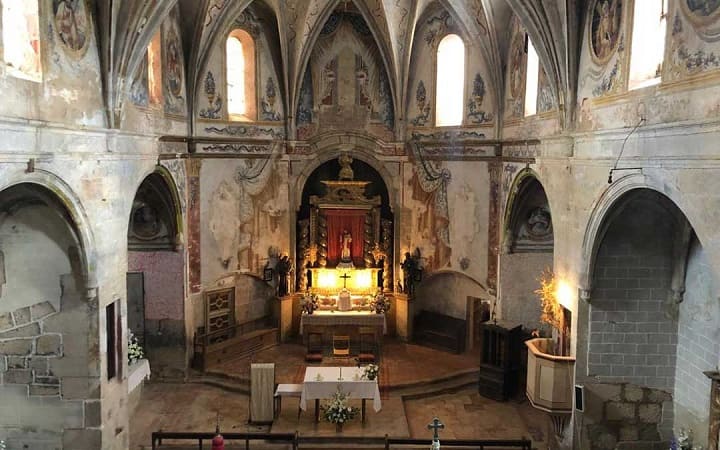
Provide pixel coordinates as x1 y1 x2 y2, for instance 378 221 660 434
478 320 522 401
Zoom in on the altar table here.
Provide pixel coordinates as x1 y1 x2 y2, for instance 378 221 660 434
300 366 382 423
299 311 387 335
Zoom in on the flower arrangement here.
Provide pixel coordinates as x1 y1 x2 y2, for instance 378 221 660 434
363 364 379 381
370 291 390 314
128 331 145 365
301 292 319 314
670 428 703 450
0 439 6 450
321 388 358 425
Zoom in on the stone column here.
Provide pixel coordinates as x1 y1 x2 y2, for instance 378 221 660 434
705 371 720 450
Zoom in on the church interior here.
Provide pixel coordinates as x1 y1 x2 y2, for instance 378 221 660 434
1 0 720 449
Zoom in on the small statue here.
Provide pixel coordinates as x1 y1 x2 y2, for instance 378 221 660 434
340 229 352 262
276 254 292 297
401 251 421 296
338 154 354 180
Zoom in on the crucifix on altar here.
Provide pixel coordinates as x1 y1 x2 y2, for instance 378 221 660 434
339 271 351 288
428 417 445 450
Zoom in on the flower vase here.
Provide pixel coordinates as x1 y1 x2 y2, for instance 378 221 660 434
336 423 343 433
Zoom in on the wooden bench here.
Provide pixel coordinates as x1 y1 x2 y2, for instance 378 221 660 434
413 310 467 354
193 317 278 370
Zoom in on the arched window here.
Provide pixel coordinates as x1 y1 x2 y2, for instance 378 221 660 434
524 36 539 117
435 34 465 127
226 29 256 121
629 0 667 90
2 0 41 81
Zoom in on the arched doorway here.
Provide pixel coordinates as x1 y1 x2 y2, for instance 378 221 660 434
0 183 98 448
126 170 185 379
580 188 718 448
499 172 554 333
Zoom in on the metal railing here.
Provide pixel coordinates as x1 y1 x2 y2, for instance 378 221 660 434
150 431 533 450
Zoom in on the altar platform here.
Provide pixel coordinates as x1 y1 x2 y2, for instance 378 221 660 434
299 310 387 335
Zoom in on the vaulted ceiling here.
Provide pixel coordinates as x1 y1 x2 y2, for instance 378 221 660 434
94 0 585 130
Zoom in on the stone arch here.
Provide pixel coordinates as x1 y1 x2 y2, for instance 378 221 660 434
0 178 100 448
128 166 184 249
126 167 187 379
498 168 555 333
0 169 96 288
579 172 702 291
292 134 400 213
502 168 554 254
578 186 704 446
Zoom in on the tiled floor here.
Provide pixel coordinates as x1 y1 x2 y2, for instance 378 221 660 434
130 342 549 449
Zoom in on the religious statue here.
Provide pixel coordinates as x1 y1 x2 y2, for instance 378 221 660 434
340 230 352 262
338 154 354 180
400 251 421 296
276 254 293 297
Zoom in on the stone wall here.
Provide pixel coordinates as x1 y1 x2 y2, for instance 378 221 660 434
580 382 673 450
673 239 720 447
0 275 100 450
498 252 553 332
127 251 185 379
588 206 678 391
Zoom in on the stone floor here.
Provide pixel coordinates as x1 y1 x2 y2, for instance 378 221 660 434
130 341 550 449
206 341 479 387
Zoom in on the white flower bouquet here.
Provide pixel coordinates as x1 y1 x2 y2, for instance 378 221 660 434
321 388 358 424
370 291 390 314
363 364 379 381
128 331 145 365
301 292 319 314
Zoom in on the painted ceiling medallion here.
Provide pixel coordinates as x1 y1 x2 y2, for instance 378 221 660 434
588 0 623 65
53 0 90 57
681 0 720 27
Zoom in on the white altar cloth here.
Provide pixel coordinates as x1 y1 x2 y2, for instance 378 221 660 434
300 366 381 412
299 311 386 335
127 359 151 393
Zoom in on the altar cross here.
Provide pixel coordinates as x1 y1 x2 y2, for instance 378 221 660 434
339 272 351 288
428 417 444 449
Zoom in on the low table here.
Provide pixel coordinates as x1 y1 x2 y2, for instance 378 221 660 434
300 366 381 423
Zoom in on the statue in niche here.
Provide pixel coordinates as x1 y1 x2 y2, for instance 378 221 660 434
338 154 354 180
131 201 162 239
526 207 552 238
340 230 352 262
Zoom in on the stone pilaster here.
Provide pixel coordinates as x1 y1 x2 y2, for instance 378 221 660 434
486 161 502 290
187 158 202 293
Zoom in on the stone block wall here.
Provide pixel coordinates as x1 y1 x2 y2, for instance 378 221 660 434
580 382 674 449
588 223 677 391
0 275 99 449
673 240 720 446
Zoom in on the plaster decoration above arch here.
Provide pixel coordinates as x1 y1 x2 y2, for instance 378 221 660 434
0 169 98 289
578 172 704 293
291 137 401 214
128 168 185 251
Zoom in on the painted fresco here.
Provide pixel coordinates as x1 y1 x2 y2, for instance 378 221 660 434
504 16 526 120
53 0 90 56
590 0 622 63
667 0 720 82
130 55 149 107
296 11 395 140
163 7 186 117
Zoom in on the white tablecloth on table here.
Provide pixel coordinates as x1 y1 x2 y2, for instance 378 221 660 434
300 366 382 412
299 311 387 335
